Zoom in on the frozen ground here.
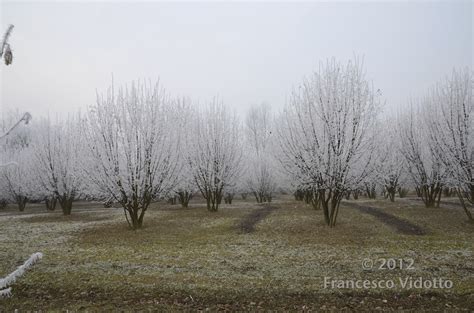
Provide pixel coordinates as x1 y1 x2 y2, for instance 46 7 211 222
0 196 472 311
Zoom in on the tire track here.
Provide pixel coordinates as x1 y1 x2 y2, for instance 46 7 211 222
238 205 278 233
344 202 425 235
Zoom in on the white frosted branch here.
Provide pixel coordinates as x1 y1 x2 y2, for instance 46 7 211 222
0 24 13 58
0 288 12 298
0 112 32 141
0 252 43 297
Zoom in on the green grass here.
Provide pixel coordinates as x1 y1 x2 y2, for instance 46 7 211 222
0 196 472 311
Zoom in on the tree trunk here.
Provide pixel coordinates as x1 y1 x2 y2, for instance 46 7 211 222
204 189 221 212
344 191 351 200
457 188 473 222
206 195 212 211
353 190 359 200
16 195 27 212
419 183 442 208
177 191 192 208
365 183 377 199
253 191 262 203
467 182 474 204
386 186 396 202
304 189 313 204
319 189 343 227
167 196 177 205
415 186 422 197
436 188 442 208
123 203 148 230
58 194 74 215
45 196 57 211
294 189 304 201
224 193 233 204
311 189 320 210
443 187 453 197
398 187 408 198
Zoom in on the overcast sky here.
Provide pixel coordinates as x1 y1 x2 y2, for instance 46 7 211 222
1 1 472 118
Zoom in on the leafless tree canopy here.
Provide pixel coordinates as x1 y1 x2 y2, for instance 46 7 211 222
276 58 380 226
1 56 472 227
84 81 180 229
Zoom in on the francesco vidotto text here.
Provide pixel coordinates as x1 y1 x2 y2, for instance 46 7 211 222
323 276 453 290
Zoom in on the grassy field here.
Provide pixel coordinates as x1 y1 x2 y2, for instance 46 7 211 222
0 196 472 311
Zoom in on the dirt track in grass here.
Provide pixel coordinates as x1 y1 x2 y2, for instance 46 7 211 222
237 205 278 233
345 202 426 235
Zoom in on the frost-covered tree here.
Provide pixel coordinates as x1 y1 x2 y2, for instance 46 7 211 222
84 81 180 229
398 103 447 208
0 112 34 210
245 157 276 203
373 119 406 202
187 100 243 212
1 24 14 66
276 58 379 227
425 69 473 220
0 149 35 211
32 117 85 215
244 103 277 203
171 99 197 208
245 103 273 155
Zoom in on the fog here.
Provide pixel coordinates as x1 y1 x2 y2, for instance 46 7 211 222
1 1 472 117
